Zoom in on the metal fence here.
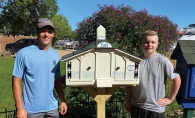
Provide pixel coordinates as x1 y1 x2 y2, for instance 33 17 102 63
60 95 130 118
0 96 129 118
1 97 183 118
0 108 16 118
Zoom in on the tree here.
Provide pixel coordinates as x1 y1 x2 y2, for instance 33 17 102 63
0 0 58 35
77 5 135 42
0 0 6 33
76 5 178 56
0 0 5 9
51 14 72 41
70 31 78 39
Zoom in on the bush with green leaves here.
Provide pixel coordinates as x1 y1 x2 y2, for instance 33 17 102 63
0 0 59 35
76 4 178 56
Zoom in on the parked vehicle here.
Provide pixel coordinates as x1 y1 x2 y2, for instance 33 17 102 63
5 38 37 54
63 40 74 49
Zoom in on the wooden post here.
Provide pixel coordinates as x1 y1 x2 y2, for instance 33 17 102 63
81 86 121 118
94 88 106 118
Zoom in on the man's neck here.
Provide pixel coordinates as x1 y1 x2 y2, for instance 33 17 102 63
37 43 50 50
144 52 156 58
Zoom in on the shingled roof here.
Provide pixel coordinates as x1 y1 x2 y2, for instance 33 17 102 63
171 40 195 64
61 39 143 63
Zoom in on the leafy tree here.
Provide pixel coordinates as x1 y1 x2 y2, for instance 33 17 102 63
0 0 5 9
0 0 58 35
51 14 72 41
0 0 6 33
70 31 78 40
76 5 135 43
76 5 178 56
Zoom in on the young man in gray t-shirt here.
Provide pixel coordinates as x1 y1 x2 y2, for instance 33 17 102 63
125 30 181 118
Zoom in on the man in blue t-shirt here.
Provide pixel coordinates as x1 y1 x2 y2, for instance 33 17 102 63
12 18 67 118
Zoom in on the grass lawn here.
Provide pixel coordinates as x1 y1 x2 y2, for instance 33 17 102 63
0 57 15 117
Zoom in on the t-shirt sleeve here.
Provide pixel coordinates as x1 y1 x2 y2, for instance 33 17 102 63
164 58 179 80
12 52 25 79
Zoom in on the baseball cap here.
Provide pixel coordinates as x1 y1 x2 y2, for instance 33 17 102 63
37 18 54 29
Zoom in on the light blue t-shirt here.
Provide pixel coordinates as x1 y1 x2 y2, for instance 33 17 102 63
12 45 60 113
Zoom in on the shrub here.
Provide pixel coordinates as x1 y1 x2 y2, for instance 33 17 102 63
76 5 178 56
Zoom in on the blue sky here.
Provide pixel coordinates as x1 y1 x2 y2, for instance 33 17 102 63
57 0 195 31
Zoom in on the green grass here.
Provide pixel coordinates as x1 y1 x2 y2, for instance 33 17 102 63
60 60 65 77
0 57 15 117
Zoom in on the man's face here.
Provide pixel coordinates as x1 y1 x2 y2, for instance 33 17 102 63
142 35 158 56
37 26 54 46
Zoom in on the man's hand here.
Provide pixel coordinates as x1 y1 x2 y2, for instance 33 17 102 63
17 108 27 118
60 102 68 115
158 98 172 106
125 101 131 112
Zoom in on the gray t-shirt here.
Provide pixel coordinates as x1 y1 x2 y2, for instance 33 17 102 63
131 53 179 113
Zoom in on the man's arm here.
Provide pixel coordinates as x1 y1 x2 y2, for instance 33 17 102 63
54 78 68 115
12 76 27 117
167 76 181 101
158 76 181 106
125 86 132 112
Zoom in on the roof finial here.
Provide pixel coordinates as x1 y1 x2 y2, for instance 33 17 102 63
97 25 106 40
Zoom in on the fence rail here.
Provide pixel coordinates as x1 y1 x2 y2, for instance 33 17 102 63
0 108 16 118
1 97 183 118
0 98 129 118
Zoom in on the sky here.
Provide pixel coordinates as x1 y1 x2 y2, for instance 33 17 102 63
57 0 195 31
